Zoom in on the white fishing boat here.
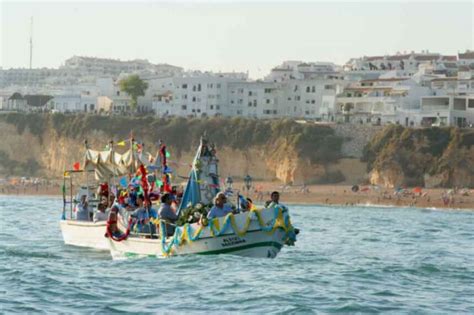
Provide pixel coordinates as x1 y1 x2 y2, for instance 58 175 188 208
60 140 144 250
108 206 295 259
107 137 297 259
60 220 109 250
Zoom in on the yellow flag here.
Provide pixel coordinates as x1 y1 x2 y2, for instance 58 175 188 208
117 140 126 146
63 171 69 177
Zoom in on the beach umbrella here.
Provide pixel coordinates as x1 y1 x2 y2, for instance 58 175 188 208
413 187 422 194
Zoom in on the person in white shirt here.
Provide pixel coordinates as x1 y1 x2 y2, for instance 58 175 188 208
207 192 233 219
93 203 108 222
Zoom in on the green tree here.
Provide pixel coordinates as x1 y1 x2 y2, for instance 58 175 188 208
119 75 149 112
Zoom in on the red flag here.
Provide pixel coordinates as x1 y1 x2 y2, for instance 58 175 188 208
73 162 80 171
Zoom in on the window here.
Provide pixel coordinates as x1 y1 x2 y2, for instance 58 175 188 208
184 94 187 100
192 85 196 92
217 84 221 88
294 85 299 92
266 99 271 104
210 105 214 110
182 84 187 89
295 96 301 101
192 97 196 102
253 100 257 107
264 88 272 93
181 105 187 110
248 101 252 107
198 84 201 91
249 91 253 96
468 99 474 108
306 86 310 93
288 97 292 101
311 100 315 104
216 105 220 110
273 110 277 114
197 109 201 113
311 86 316 93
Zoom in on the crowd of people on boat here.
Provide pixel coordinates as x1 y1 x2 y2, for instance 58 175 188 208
73 181 283 238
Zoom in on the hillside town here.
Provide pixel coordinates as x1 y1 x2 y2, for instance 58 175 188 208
1 50 474 127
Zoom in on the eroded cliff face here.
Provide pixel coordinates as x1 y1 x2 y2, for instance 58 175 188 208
0 118 342 184
364 126 474 188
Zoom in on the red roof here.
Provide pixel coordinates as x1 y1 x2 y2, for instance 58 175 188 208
366 56 384 61
459 51 474 59
387 55 410 61
361 77 410 83
441 55 457 61
414 55 439 61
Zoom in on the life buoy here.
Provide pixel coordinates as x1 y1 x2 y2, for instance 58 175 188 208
106 217 132 242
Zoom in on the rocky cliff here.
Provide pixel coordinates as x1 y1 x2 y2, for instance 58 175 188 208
3 114 471 188
0 113 346 184
362 125 474 188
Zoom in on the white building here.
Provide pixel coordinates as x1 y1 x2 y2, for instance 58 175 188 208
265 61 340 82
344 51 458 77
170 72 248 117
228 81 281 118
416 95 474 127
458 51 474 67
335 77 431 125
62 56 183 77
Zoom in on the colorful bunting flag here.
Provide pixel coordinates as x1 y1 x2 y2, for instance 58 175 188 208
117 140 127 146
119 177 128 187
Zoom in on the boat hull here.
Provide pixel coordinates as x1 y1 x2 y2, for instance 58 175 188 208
60 220 108 250
108 208 293 259
108 229 286 259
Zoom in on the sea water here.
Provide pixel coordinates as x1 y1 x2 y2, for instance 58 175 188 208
0 196 473 313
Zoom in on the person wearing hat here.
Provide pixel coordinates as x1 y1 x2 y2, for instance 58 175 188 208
207 192 233 219
158 193 178 237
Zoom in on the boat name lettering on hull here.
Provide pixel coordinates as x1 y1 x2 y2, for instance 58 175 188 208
221 236 246 247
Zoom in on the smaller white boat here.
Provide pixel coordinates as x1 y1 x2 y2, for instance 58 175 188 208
60 220 108 250
59 140 142 250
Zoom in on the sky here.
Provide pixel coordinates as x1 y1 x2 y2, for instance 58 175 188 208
1 0 473 78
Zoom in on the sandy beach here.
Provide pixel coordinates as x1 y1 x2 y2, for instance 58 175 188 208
1 181 473 210
243 182 474 210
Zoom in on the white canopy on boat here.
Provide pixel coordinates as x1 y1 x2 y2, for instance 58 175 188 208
84 149 157 180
